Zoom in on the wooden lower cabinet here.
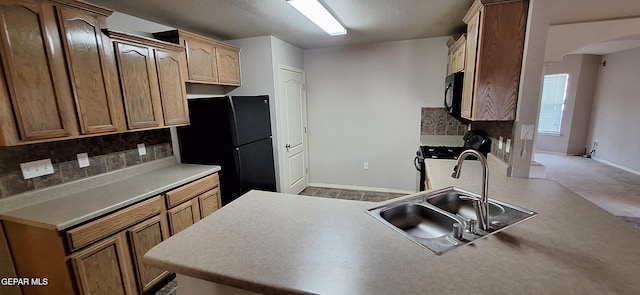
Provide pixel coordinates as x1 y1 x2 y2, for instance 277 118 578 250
167 198 200 235
199 187 221 218
127 215 171 294
69 232 137 295
3 173 221 295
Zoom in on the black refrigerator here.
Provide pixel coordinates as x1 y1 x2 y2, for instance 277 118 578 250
177 95 277 205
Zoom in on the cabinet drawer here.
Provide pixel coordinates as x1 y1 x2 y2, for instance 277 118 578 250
66 196 163 252
165 173 219 208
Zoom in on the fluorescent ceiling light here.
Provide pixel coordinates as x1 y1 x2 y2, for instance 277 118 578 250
287 0 347 36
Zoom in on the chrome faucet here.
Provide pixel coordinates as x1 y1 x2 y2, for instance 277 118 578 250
451 149 490 231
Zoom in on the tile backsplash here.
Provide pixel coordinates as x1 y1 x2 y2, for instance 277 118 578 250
419 108 516 164
0 130 172 198
471 121 515 164
420 108 469 136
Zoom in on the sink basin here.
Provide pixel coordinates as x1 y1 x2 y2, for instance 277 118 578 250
366 186 537 255
380 203 460 239
426 191 505 220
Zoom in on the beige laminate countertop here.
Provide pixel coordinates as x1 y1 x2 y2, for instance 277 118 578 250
144 158 640 294
0 161 220 230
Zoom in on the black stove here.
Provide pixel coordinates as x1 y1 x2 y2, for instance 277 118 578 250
419 146 464 160
415 130 491 191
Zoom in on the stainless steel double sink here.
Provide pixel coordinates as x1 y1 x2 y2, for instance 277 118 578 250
366 186 537 255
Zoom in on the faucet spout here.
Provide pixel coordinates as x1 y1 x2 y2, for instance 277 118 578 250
451 149 490 231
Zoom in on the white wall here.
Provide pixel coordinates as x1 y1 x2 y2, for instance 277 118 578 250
105 12 174 37
304 37 448 191
227 36 304 191
535 54 599 155
587 47 640 173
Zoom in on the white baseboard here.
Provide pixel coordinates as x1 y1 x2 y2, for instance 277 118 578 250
308 183 414 194
591 157 640 176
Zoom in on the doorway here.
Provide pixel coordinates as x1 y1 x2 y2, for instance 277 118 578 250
277 66 309 194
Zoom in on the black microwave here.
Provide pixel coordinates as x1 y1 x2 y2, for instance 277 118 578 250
444 72 464 117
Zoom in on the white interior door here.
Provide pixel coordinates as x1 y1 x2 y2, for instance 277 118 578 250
278 66 308 194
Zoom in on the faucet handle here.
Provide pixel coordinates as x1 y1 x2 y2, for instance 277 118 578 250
466 219 476 234
459 195 478 201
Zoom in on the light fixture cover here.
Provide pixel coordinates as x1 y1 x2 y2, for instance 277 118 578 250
287 0 347 36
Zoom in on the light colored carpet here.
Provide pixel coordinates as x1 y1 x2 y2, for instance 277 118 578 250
535 153 640 218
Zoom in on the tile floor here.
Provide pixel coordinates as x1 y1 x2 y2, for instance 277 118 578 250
298 186 407 202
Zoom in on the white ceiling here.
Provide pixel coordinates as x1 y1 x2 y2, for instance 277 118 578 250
85 0 640 52
85 0 472 49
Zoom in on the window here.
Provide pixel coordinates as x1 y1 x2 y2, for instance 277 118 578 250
538 73 568 134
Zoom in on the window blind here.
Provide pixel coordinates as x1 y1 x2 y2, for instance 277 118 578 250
538 73 568 134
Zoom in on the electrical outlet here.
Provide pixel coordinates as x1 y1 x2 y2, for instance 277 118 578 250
363 162 369 170
521 125 534 140
77 153 90 168
498 136 504 150
505 139 511 153
137 143 146 156
20 159 54 179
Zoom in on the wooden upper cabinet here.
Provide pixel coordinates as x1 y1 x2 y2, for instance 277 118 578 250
0 0 77 142
184 37 218 82
114 41 163 129
0 0 128 146
155 49 189 126
56 5 124 134
446 34 466 75
154 29 241 86
107 30 189 129
216 46 241 85
461 0 528 121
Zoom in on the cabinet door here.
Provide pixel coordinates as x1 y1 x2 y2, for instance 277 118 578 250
461 8 481 120
216 46 241 85
0 0 76 140
198 188 221 218
57 6 121 134
127 215 171 294
167 198 201 235
114 42 163 129
155 49 189 126
70 232 136 295
184 38 217 82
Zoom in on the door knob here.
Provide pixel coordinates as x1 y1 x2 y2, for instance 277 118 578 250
285 144 291 151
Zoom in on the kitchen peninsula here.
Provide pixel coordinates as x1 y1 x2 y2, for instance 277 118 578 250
144 156 640 294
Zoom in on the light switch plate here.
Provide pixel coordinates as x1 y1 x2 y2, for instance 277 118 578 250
77 153 90 168
521 125 534 140
505 139 511 153
363 162 369 170
20 159 54 179
137 143 146 156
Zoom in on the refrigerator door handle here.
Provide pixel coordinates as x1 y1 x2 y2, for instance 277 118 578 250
234 147 243 193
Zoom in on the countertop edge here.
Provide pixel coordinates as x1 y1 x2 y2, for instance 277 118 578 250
0 164 221 231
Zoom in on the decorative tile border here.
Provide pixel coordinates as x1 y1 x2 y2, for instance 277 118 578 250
0 130 172 198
